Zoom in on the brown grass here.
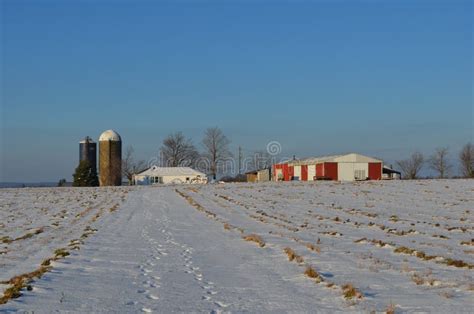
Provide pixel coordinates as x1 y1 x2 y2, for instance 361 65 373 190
0 266 50 304
306 243 321 253
304 266 323 283
342 283 363 299
284 247 296 261
1 236 12 244
442 258 473 269
395 244 473 268
385 302 396 314
223 223 232 230
1 228 44 244
283 247 304 264
243 234 265 247
433 234 449 239
54 248 70 258
175 189 217 218
41 258 53 266
295 255 304 264
460 239 474 246
321 231 342 237
394 246 415 255
109 203 120 212
411 273 424 285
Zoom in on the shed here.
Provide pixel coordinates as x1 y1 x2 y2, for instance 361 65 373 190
246 171 258 183
382 165 401 180
245 168 271 183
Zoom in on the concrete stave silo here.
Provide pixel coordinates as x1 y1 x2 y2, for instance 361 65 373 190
99 130 122 186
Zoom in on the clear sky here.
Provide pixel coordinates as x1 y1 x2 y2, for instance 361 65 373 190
1 0 472 182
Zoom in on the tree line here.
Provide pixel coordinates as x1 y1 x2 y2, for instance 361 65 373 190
396 143 474 179
71 131 473 186
122 127 232 184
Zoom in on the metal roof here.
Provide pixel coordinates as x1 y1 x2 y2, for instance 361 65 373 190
383 165 401 174
283 153 382 166
136 166 206 177
79 136 95 144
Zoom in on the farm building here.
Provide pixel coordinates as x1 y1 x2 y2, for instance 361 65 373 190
382 165 401 180
246 168 271 183
133 166 207 185
273 153 383 182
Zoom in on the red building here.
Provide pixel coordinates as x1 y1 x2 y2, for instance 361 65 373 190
273 153 383 182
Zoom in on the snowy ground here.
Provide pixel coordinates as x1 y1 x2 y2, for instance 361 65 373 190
0 180 473 313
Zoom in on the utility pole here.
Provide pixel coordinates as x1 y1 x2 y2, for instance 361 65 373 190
238 146 242 175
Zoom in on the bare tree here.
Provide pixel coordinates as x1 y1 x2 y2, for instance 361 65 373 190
459 142 474 178
428 147 452 178
160 132 199 167
202 127 232 180
396 152 424 179
247 150 273 172
122 146 147 185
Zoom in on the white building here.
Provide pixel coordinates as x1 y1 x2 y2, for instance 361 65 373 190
382 165 402 180
133 166 207 185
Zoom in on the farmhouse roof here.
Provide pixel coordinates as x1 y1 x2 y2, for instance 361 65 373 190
137 166 206 177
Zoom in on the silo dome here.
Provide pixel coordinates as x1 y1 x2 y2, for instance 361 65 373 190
99 130 121 142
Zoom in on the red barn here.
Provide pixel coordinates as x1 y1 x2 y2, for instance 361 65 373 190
273 153 383 182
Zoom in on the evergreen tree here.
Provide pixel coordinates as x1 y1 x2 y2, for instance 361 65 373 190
73 160 99 187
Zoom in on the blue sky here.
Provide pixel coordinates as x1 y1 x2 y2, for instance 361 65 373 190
1 0 472 182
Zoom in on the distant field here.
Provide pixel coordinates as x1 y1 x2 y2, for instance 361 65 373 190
1 180 473 312
0 183 58 189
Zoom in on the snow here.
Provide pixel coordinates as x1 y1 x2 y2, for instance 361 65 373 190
1 180 473 312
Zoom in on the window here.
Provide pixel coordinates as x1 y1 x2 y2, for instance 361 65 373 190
150 177 163 184
186 177 190 181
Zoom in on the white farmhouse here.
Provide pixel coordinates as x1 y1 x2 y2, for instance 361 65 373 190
133 166 207 185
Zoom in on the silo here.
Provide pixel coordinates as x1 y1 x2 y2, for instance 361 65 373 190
79 136 97 172
99 130 122 186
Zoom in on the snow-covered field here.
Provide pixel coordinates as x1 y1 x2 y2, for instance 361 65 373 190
1 180 473 312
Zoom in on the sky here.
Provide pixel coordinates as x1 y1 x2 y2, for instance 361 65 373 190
1 0 472 182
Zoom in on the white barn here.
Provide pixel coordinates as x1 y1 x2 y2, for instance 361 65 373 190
133 166 207 185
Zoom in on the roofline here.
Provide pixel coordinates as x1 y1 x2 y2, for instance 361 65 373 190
136 166 207 177
274 153 383 165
